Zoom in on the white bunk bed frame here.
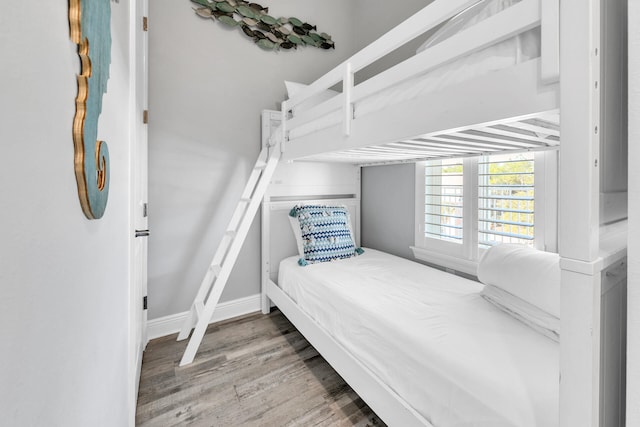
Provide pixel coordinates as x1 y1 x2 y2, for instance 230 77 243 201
278 0 560 164
179 0 628 426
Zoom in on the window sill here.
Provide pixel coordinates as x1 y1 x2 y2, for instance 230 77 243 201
410 246 479 276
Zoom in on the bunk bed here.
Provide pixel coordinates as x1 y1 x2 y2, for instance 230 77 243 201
179 0 628 426
278 0 560 165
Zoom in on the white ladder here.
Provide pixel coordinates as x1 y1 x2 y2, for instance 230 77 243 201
177 143 280 366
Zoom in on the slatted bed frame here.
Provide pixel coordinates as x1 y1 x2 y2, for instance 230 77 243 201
179 0 629 426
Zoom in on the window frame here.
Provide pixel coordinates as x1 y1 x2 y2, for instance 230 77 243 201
419 158 468 257
412 150 557 275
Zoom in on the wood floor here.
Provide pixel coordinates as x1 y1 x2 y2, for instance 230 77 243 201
136 310 386 427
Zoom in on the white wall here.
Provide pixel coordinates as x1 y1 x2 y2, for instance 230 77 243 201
361 164 416 260
147 0 358 319
627 1 640 424
0 2 135 426
351 0 434 83
146 0 439 320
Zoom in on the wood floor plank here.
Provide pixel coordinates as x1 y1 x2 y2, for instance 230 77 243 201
136 310 385 426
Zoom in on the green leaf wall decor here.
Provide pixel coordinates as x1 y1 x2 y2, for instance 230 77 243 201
190 0 335 51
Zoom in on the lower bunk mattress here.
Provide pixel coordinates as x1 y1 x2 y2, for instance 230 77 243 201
277 249 558 427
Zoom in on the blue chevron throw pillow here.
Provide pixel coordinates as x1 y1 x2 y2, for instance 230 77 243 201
289 204 363 266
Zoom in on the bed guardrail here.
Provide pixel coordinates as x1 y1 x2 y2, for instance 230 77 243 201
281 0 560 147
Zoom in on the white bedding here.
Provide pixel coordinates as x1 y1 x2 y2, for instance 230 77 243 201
278 249 558 427
288 0 540 141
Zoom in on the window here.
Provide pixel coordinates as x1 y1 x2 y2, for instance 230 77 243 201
424 159 464 243
478 153 535 247
413 151 557 274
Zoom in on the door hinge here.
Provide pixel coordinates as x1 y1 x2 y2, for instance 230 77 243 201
143 16 148 32
143 296 148 310
143 110 148 124
135 229 150 237
143 202 148 218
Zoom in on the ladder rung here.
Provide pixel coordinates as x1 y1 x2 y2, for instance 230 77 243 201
254 163 267 170
195 302 204 319
225 230 236 238
208 264 221 275
239 198 251 203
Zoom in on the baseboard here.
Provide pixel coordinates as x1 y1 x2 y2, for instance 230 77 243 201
146 293 262 341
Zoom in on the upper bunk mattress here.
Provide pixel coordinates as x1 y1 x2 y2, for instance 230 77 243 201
277 248 559 427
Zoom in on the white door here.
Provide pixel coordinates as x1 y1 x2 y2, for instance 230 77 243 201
131 0 149 411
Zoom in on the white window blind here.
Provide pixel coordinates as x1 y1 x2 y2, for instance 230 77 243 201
424 159 464 243
415 151 555 273
478 153 535 247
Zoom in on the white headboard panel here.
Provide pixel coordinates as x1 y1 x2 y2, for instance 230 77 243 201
262 197 361 285
266 161 360 199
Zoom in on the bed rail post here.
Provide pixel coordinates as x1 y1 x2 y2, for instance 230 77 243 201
261 194 272 314
280 102 289 154
343 62 354 136
261 110 282 314
559 0 602 425
541 0 560 83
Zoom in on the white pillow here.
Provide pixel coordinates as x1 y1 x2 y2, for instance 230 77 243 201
284 81 339 114
482 284 559 342
477 243 561 318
